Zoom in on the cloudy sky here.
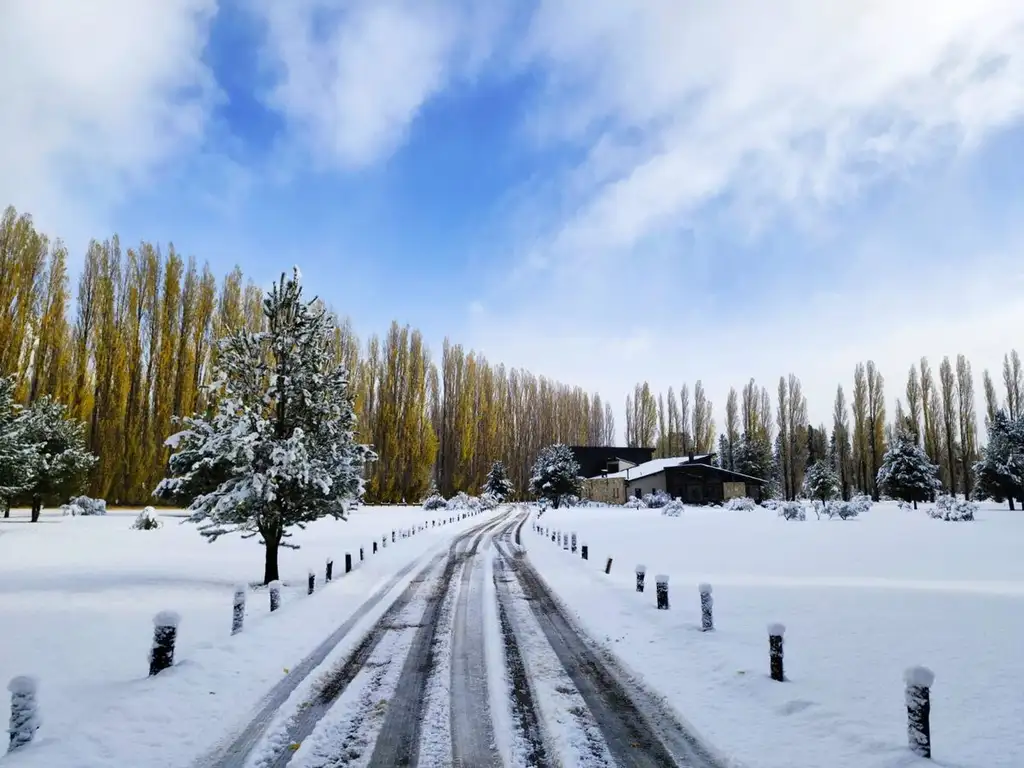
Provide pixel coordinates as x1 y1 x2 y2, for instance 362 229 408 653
3 0 1024 434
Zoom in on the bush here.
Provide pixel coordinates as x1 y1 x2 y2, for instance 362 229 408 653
724 496 757 511
761 499 780 511
447 492 481 511
130 507 162 530
624 496 647 509
642 490 671 508
661 500 685 517
824 500 860 520
849 494 873 515
60 496 107 516
479 493 499 510
928 495 976 521
422 492 447 511
561 494 581 507
778 501 806 521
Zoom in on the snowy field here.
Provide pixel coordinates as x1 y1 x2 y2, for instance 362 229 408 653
0 505 492 766
528 501 1024 768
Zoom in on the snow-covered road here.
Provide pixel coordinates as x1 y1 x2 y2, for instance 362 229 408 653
198 509 721 768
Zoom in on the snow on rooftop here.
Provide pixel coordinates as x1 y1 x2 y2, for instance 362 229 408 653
597 454 714 480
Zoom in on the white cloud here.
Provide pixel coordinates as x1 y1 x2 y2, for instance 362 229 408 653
0 0 218 241
520 0 1024 259
254 0 509 170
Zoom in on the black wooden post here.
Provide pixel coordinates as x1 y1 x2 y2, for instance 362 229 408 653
551 532 556 542
382 534 387 549
571 532 577 553
373 541 378 554
768 623 785 681
604 557 613 574
269 580 281 612
581 544 588 560
326 559 334 582
904 666 934 758
345 553 352 574
148 611 180 676
6 676 39 752
359 547 364 562
699 583 714 631
231 585 246 635
307 570 315 595
392 530 396 543
635 564 646 592
655 575 669 609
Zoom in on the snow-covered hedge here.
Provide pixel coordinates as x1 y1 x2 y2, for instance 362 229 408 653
929 494 976 522
824 500 860 520
624 496 647 509
724 496 757 511
422 492 447 511
130 507 162 530
761 498 780 511
850 494 873 514
61 496 107 516
661 500 685 517
642 490 671 508
479 493 499 510
446 492 480 511
778 501 806 521
561 494 581 508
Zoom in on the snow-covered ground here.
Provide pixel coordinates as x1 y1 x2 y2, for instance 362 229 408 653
528 501 1024 768
0 505 489 766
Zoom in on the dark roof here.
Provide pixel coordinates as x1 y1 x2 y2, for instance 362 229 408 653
568 446 655 479
665 463 768 485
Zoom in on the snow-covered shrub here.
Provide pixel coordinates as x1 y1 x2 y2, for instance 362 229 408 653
928 494 976 521
777 501 806 521
624 496 647 509
561 494 581 507
61 495 107 516
642 490 671 508
131 506 163 530
724 496 757 511
761 498 780 511
479 492 499 510
445 491 480 511
422 491 447 510
824 500 860 520
849 494 873 515
661 500 685 517
897 499 914 512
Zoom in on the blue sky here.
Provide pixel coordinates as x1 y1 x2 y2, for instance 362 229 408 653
3 0 1024 432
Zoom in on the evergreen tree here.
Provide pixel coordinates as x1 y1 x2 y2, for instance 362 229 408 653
529 443 581 509
974 411 1024 510
482 460 514 501
803 459 839 503
0 376 35 517
18 395 96 522
156 269 374 584
734 432 775 495
876 429 941 509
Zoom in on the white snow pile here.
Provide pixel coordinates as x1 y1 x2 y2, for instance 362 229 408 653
777 501 806 521
642 490 671 508
60 496 107 516
624 496 647 509
929 494 977 522
661 500 685 517
446 491 480 511
130 507 162 530
724 496 757 511
422 491 446 510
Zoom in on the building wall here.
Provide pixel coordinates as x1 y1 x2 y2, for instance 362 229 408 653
583 477 627 504
625 470 667 499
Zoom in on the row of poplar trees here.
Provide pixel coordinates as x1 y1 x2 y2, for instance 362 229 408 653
629 351 1023 501
0 205 614 506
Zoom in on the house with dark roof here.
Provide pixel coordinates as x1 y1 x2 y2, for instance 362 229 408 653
568 446 655 479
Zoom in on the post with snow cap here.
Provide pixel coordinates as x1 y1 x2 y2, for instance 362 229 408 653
768 623 785 681
149 611 181 676
904 666 934 758
307 570 316 595
635 564 647 593
373 540 378 554
656 574 670 609
269 580 282 612
7 676 39 752
699 583 714 631
326 558 334 582
231 585 246 635
571 532 578 553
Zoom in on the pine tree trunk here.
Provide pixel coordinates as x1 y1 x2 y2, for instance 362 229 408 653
263 530 281 585
1010 497 1016 511
2 501 9 518
30 496 42 523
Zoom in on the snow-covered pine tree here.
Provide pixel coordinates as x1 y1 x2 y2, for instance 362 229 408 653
0 376 34 518
803 459 840 503
973 410 1024 510
529 443 581 509
18 395 96 522
482 460 514 502
155 268 375 584
876 429 941 510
